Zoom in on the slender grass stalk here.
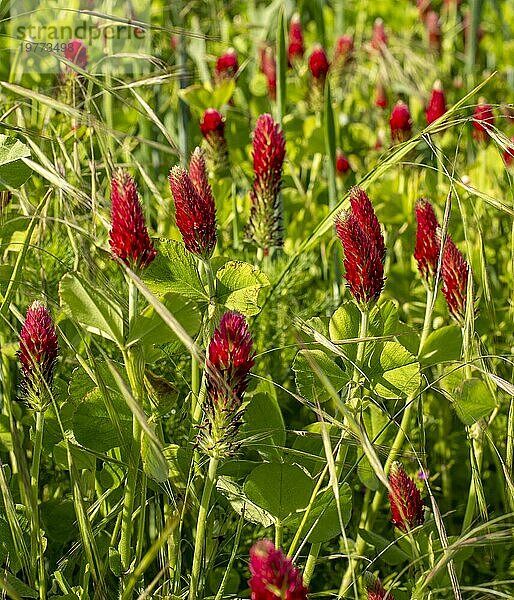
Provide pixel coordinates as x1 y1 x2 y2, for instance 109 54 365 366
274 520 283 549
189 456 219 600
465 0 483 84
276 7 287 127
214 514 244 600
303 542 321 586
30 410 46 600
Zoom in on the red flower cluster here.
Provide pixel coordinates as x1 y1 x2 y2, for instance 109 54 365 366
246 113 286 251
414 199 441 284
441 235 469 321
260 45 277 100
288 14 304 65
215 48 238 81
426 11 441 52
472 101 495 143
390 101 412 143
375 81 388 109
201 311 255 457
64 39 88 69
366 574 395 600
371 18 388 51
336 150 351 175
169 155 217 259
19 301 58 408
334 34 354 64
200 108 229 173
388 462 425 532
335 187 386 305
249 540 308 600
308 44 330 81
426 81 446 124
109 170 156 270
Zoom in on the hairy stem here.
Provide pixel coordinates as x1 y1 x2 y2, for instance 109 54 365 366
303 543 321 586
30 410 46 600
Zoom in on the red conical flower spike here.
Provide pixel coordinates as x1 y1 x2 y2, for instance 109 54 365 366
426 10 441 52
168 163 217 259
365 574 396 600
189 146 215 210
288 14 304 65
503 136 514 167
215 48 238 81
259 45 277 100
19 301 58 409
426 80 446 124
109 170 156 270
371 18 388 51
245 113 286 252
472 100 494 143
200 108 229 173
388 461 425 532
441 235 469 322
335 187 386 306
334 34 354 64
64 39 88 69
375 80 388 109
390 100 412 143
414 199 441 284
309 44 330 82
200 311 255 457
336 150 351 176
249 539 308 600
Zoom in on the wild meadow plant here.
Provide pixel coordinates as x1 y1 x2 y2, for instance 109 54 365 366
0 1 513 599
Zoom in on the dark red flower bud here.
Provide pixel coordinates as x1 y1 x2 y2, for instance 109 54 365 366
19 301 58 408
64 39 88 69
389 100 412 143
309 44 330 81
426 80 446 124
215 48 238 81
472 100 494 143
200 109 229 173
249 539 308 600
288 14 304 65
201 311 254 457
375 81 388 109
109 170 156 270
388 461 425 532
168 163 217 259
365 574 396 600
371 18 388 51
425 10 441 52
259 45 277 100
414 199 441 284
335 187 386 305
336 150 351 176
503 136 514 167
334 34 354 64
246 114 286 252
441 235 469 321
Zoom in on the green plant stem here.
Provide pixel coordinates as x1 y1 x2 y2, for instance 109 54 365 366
274 520 283 549
201 257 216 300
30 410 46 600
419 287 435 351
303 543 321 586
231 182 240 250
189 456 219 600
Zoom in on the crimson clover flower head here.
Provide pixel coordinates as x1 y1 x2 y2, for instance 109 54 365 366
336 150 351 176
441 234 469 322
414 199 441 284
109 170 156 270
249 540 308 600
259 45 277 100
375 80 387 109
388 461 425 532
426 80 446 124
334 34 354 62
200 108 225 138
215 48 238 81
335 187 386 306
200 311 255 457
472 100 494 143
389 100 412 143
189 146 215 209
504 136 514 167
64 39 89 69
200 109 229 174
288 13 304 64
426 10 441 51
168 162 217 259
365 574 396 600
19 301 58 410
371 18 388 50
245 113 286 252
308 44 330 81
